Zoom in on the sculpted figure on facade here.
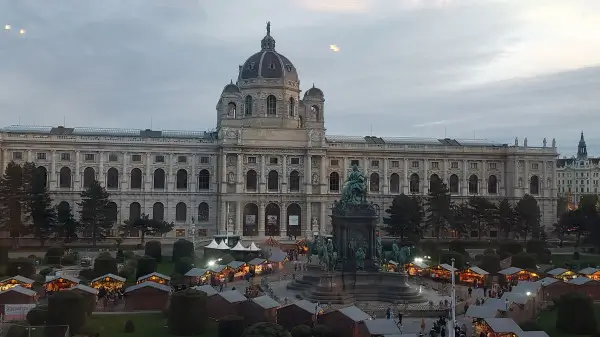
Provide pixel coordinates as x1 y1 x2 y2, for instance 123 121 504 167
312 217 319 230
543 138 547 147
227 172 235 184
515 137 518 146
312 173 319 185
524 137 528 147
552 138 556 148
518 177 523 187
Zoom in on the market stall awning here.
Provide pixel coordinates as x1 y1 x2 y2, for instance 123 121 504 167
192 285 218 296
0 275 35 285
501 292 529 305
125 281 171 294
498 267 523 276
568 276 596 285
231 242 249 251
247 258 267 266
536 277 559 286
578 267 600 275
137 272 171 282
467 266 489 275
91 273 126 284
248 242 261 251
0 285 36 297
218 290 247 303
484 318 523 334
546 267 569 276
436 263 457 272
208 265 227 273
204 239 219 249
408 261 429 269
465 305 500 319
185 268 208 277
267 250 288 263
67 284 99 295
227 261 246 270
216 241 230 250
45 275 81 284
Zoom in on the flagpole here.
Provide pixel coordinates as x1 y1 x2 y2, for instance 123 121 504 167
450 257 456 337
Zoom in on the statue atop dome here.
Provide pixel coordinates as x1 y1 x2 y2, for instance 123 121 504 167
266 21 271 36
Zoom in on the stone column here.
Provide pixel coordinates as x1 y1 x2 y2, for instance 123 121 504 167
145 153 152 191
500 161 506 196
443 160 448 184
461 160 468 196
481 160 487 196
524 160 530 196
190 155 196 192
258 202 266 236
342 157 348 183
280 202 287 237
221 152 227 183
320 202 327 233
260 155 266 193
50 150 57 190
320 155 327 194
99 152 105 187
168 153 174 192
305 154 312 194
236 154 243 193
383 158 389 194
422 159 429 194
74 151 81 191
122 151 129 191
220 200 227 234
403 158 409 194
543 160 548 197
27 150 32 162
282 155 288 193
306 202 312 234
235 201 242 235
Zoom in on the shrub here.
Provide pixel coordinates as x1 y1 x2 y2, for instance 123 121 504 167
123 251 135 260
474 254 484 261
7 258 36 278
136 255 157 280
0 246 9 266
478 254 501 274
26 305 48 325
498 251 512 260
419 240 440 256
483 248 495 255
124 320 135 333
219 253 236 265
44 246 65 265
440 251 466 269
519 320 542 331
145 241 162 263
242 322 292 337
116 249 125 263
449 240 467 255
556 292 597 334
573 251 580 260
498 241 523 255
172 239 194 263
291 324 313 337
118 266 135 280
39 267 54 277
174 257 194 275
511 252 537 270
218 315 244 337
526 239 547 254
61 254 77 266
311 324 333 337
536 249 552 264
168 289 208 336
93 254 118 277
78 269 96 281
47 291 87 337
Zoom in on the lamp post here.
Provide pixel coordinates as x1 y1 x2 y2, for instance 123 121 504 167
450 257 456 337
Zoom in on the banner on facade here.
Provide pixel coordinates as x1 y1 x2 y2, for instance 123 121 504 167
245 215 256 226
4 304 36 321
289 215 299 226
267 215 278 226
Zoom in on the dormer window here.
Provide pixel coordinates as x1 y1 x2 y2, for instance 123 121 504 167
269 63 276 70
249 62 255 70
285 64 292 72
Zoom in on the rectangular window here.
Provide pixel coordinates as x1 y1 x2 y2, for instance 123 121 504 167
391 160 399 168
291 157 300 165
451 162 458 168
470 162 478 169
131 154 142 162
489 162 496 169
155 155 165 163
247 156 257 164
61 153 71 161
371 160 379 168
351 160 359 167
431 161 439 169
531 163 539 170
108 153 118 162
12 152 22 160
411 161 419 168
36 152 46 160
330 159 339 166
85 154 95 161
178 155 187 163
270 157 278 165
200 156 210 164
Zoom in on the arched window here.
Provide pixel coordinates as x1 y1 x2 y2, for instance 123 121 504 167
243 203 258 236
198 169 210 190
329 172 340 192
153 169 165 189
311 105 320 121
107 202 118 224
449 174 459 194
59 167 71 188
152 202 164 221
430 174 440 190
289 171 300 192
82 167 95 188
197 202 209 221
289 97 295 117
130 168 142 189
244 95 253 116
176 202 187 222
227 102 236 118
106 168 119 189
129 202 141 220
37 166 48 188
287 203 302 237
268 170 279 191
409 173 419 193
488 175 498 194
265 203 281 236
530 175 540 195
468 175 479 194
390 173 400 193
176 169 188 190
370 173 380 192
246 170 258 191
267 95 277 116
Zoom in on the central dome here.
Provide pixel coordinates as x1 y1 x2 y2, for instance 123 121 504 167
238 22 299 83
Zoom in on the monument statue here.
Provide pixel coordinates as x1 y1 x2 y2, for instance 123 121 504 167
392 242 401 263
399 246 411 266
355 247 366 270
375 236 383 262
326 239 335 271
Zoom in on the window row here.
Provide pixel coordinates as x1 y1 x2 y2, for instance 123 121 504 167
15 151 211 165
327 159 501 171
241 202 303 237
54 167 211 190
244 170 302 191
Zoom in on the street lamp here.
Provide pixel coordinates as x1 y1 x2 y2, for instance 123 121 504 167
450 258 456 337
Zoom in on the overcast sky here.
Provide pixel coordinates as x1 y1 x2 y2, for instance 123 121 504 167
1 0 599 156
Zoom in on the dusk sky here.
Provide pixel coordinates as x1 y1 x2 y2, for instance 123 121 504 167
1 0 599 155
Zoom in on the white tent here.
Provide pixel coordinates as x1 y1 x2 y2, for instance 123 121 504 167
231 242 248 251
248 242 261 251
216 240 230 250
204 239 218 249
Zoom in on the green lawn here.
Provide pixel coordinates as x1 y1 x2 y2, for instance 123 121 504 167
538 304 600 337
550 254 600 268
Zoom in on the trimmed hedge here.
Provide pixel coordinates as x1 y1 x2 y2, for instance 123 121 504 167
242 322 292 337
26 305 48 325
174 257 194 275
136 255 157 280
478 254 501 274
44 246 65 265
0 246 9 266
145 241 162 263
168 289 208 336
511 252 537 270
556 292 597 334
46 291 87 337
8 258 36 278
291 325 313 337
116 249 125 263
172 239 194 263
498 241 523 255
218 315 245 337
93 254 118 277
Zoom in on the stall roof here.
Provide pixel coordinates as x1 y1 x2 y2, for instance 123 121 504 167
436 263 457 272
248 258 267 266
185 268 208 277
465 305 500 319
216 241 230 250
231 242 248 251
499 267 523 275
285 300 322 314
252 295 280 309
207 265 227 273
546 267 570 276
480 298 509 312
67 284 99 295
136 272 171 282
513 281 541 294
192 285 218 296
218 290 247 303
91 273 126 284
484 318 523 334
248 242 261 251
410 261 429 269
0 285 36 297
468 266 489 275
568 276 595 285
360 319 401 335
337 305 371 322
267 250 288 263
0 275 35 284
536 277 559 286
204 239 219 249
501 292 529 305
45 275 80 284
125 281 171 293
578 267 599 275
227 261 246 269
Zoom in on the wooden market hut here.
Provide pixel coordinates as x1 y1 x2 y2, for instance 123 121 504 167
124 281 171 311
90 273 126 291
266 249 288 270
460 266 489 285
44 275 80 292
429 263 457 281
65 284 98 314
499 267 539 283
578 267 600 280
405 260 429 276
546 268 578 281
479 317 523 337
465 305 502 320
536 277 570 300
357 318 401 337
277 300 322 330
0 276 34 291
226 261 247 281
247 258 268 275
318 305 371 337
136 272 170 286
206 264 228 284
192 284 218 297
185 268 209 286
208 289 247 320
238 294 281 326
0 286 37 306
567 277 600 299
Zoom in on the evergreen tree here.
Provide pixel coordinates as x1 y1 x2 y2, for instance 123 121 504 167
121 213 174 245
498 198 518 239
56 202 80 243
78 180 114 247
25 165 56 246
515 194 541 242
0 162 26 247
424 177 453 239
449 201 470 237
383 194 421 240
466 196 498 240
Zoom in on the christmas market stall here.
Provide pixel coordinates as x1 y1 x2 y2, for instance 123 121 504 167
546 268 578 281
192 284 218 297
0 286 38 306
405 260 430 276
499 267 540 283
247 258 268 275
535 277 570 301
184 268 209 285
477 317 523 337
357 319 402 337
124 282 171 311
136 272 170 286
460 266 489 285
216 240 231 251
66 284 98 315
209 289 247 320
382 260 399 273
295 239 310 254
266 249 289 270
239 294 281 326
578 267 600 280
567 277 600 299
90 273 126 291
429 263 457 281
317 305 371 337
0 276 34 291
226 261 247 281
230 241 249 260
44 275 80 292
277 300 323 331
264 237 281 248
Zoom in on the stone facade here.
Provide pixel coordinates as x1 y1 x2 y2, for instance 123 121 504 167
0 25 559 239
556 132 600 206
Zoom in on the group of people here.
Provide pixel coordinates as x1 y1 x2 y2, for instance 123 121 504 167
96 286 125 311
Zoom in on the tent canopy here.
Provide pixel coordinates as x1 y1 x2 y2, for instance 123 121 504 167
231 242 248 251
248 242 261 251
204 239 218 249
216 241 230 250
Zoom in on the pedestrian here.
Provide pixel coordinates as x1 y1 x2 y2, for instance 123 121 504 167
398 312 403 326
219 282 224 292
467 287 472 298
386 307 392 319
420 317 426 333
